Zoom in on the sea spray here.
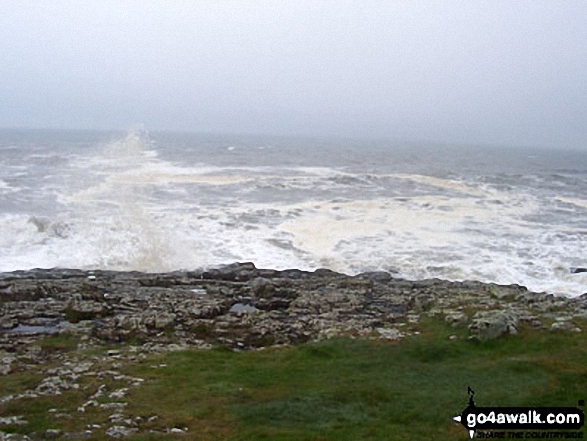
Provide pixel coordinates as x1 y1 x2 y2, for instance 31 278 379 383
1 129 586 296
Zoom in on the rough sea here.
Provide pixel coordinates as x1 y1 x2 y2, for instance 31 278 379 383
1 129 586 297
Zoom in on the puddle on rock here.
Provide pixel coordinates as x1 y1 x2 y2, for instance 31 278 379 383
229 303 259 314
3 321 70 335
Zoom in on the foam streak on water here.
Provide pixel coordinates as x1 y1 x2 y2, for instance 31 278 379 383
0 129 586 296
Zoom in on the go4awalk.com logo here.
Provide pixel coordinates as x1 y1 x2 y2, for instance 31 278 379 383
453 387 585 439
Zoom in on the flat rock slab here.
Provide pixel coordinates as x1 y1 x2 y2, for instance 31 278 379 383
0 263 585 355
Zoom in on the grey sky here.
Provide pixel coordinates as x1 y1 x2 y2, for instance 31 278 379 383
1 1 586 148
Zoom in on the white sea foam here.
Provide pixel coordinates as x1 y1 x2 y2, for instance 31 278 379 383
0 180 18 195
388 173 485 195
555 196 587 210
277 194 541 279
2 130 587 297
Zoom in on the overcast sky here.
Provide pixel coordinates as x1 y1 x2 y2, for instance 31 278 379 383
1 1 586 148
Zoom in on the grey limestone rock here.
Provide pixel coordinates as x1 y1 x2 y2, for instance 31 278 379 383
44 429 62 439
469 310 518 341
412 292 435 312
0 263 583 352
0 432 31 441
106 426 137 438
550 321 582 333
444 311 468 327
0 416 28 426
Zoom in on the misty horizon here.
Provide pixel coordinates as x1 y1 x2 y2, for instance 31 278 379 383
1 1 586 150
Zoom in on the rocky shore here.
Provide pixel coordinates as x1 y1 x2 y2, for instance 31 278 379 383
2 262 586 361
1 263 586 439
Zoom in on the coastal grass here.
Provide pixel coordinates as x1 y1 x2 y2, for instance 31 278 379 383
122 319 587 440
1 318 587 440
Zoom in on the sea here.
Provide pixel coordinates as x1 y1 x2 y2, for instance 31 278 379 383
1 128 586 297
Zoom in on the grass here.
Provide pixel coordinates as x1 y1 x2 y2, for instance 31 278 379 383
2 318 587 440
36 333 80 354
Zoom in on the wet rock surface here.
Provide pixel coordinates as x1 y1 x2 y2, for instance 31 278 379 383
1 263 586 438
1 263 586 351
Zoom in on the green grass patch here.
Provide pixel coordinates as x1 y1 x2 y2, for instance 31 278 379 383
120 319 587 440
2 318 587 440
36 333 80 354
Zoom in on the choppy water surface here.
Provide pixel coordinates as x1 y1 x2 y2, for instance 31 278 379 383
1 129 586 296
